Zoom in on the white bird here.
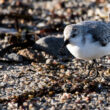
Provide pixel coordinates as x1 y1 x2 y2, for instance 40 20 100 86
63 21 110 80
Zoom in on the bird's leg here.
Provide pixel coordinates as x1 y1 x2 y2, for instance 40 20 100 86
80 60 90 79
101 59 110 81
101 71 110 81
87 59 99 80
80 59 99 80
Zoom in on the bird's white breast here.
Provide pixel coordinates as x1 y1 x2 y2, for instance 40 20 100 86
66 34 110 60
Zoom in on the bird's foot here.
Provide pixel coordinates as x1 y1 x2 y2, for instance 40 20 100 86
80 69 99 80
80 59 99 80
101 69 110 81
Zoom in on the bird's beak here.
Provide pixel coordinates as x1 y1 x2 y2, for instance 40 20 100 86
63 39 69 47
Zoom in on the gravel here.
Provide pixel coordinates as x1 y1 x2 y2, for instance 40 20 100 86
0 0 110 110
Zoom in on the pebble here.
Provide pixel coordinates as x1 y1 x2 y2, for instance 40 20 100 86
50 106 55 110
40 108 45 110
29 103 35 110
46 58 53 64
0 82 7 87
60 93 72 102
23 102 28 107
65 70 71 76
0 65 3 69
3 74 9 82
18 49 36 60
5 53 23 62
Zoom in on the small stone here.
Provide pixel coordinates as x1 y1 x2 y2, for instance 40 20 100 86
8 103 13 109
65 70 71 76
88 10 94 17
29 103 35 110
54 1 64 10
52 60 58 65
106 69 110 74
46 59 53 64
66 8 72 14
60 69 65 73
28 95 34 99
18 49 36 60
23 102 28 107
49 91 54 96
0 65 3 69
5 53 23 62
0 82 6 87
75 97 81 103
60 65 65 69
8 80 15 85
83 96 90 103
3 74 9 82
50 106 55 110
96 0 105 3
60 93 72 101
31 62 37 68
40 108 45 110
38 67 42 71
7 102 18 109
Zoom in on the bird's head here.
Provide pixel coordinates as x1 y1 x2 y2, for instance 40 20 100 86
63 24 83 47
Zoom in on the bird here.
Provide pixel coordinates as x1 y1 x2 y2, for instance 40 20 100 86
62 20 110 81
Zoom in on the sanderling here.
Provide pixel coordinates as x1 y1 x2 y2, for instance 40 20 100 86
63 21 110 81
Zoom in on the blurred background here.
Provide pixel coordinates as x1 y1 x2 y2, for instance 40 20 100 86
0 0 109 38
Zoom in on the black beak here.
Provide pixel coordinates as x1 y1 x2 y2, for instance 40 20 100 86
63 40 69 47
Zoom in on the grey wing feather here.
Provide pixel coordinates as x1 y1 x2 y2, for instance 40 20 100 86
82 21 110 46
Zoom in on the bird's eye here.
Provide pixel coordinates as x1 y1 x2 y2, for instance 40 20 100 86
71 33 76 38
73 28 77 32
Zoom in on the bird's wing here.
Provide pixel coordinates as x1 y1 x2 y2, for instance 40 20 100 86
83 21 110 46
